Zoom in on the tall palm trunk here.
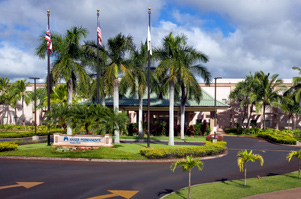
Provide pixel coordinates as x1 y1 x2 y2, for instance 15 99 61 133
101 95 106 106
138 94 143 139
246 104 254 128
22 96 25 126
180 84 187 139
113 78 120 143
66 78 73 135
263 104 266 132
169 81 175 146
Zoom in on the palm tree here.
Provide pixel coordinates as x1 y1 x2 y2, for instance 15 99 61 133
287 150 301 178
171 155 204 199
0 77 10 124
177 41 210 139
292 66 301 103
10 79 31 126
154 32 185 145
237 150 264 186
36 26 89 135
120 41 148 139
97 108 129 137
44 103 69 133
229 73 260 128
253 71 285 131
104 33 134 143
69 103 95 134
81 40 109 105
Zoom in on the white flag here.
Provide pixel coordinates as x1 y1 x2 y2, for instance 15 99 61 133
147 25 152 55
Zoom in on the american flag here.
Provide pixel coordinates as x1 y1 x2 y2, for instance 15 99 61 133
97 21 102 46
45 25 53 54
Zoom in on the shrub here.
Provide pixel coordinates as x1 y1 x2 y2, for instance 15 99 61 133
0 142 18 152
258 130 297 145
206 134 224 141
0 128 64 138
193 123 203 135
139 141 227 159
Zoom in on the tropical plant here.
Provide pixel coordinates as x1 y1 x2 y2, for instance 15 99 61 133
253 71 286 131
287 149 301 178
237 150 264 186
177 35 210 140
36 26 89 135
9 80 31 126
120 41 149 139
154 32 183 145
171 155 204 199
97 108 129 136
81 40 109 105
0 77 10 124
44 103 69 133
104 33 134 143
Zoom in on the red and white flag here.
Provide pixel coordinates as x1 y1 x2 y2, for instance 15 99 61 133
45 25 53 54
97 21 102 46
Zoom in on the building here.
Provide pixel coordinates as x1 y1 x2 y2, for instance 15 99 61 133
1 79 300 131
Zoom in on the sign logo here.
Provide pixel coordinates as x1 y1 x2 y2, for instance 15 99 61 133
63 137 68 141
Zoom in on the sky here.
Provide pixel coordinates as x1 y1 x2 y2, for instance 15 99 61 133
0 0 301 84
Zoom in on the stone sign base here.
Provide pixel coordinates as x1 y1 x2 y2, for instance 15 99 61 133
52 133 113 148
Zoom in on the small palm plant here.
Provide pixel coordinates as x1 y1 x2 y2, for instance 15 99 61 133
287 149 301 178
237 150 264 186
171 155 204 199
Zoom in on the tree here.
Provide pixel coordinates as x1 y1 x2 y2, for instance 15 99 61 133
177 39 210 139
154 32 185 145
253 71 285 131
229 73 260 128
10 79 31 126
237 150 264 186
0 77 10 124
81 40 109 105
104 33 134 143
36 26 89 135
292 66 301 103
171 155 204 199
120 41 148 139
287 150 301 179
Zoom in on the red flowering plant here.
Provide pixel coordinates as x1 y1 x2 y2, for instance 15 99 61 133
206 134 224 141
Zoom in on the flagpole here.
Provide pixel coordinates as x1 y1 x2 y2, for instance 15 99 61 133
96 9 100 104
147 7 151 148
46 10 51 146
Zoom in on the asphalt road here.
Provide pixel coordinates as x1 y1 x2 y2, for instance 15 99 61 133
0 136 300 199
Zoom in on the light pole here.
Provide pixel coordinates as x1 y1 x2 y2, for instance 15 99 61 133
29 77 40 140
147 7 151 148
47 10 51 146
214 77 222 139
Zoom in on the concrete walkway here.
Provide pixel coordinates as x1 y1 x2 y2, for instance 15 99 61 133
242 187 301 199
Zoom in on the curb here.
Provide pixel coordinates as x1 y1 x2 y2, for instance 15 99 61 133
0 149 228 163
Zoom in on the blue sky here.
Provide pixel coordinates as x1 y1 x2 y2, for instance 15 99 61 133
0 0 300 83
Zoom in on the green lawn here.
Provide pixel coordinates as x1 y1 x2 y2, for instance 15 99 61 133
165 171 301 199
0 142 198 160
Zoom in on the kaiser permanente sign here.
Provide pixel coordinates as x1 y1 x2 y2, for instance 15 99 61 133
53 133 113 148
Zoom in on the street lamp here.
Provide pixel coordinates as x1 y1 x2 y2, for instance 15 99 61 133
29 77 40 140
214 77 222 139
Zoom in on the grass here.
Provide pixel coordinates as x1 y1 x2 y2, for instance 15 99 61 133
165 171 301 199
119 135 206 142
0 142 198 160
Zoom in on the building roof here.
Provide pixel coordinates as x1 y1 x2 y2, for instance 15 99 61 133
84 88 229 110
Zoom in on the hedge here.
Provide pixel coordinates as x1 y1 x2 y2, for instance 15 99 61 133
0 128 64 138
139 141 227 159
0 142 18 152
258 130 297 145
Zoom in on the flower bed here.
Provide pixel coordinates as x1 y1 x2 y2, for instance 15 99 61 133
0 142 18 152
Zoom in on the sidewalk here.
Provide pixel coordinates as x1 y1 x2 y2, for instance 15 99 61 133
242 187 301 199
